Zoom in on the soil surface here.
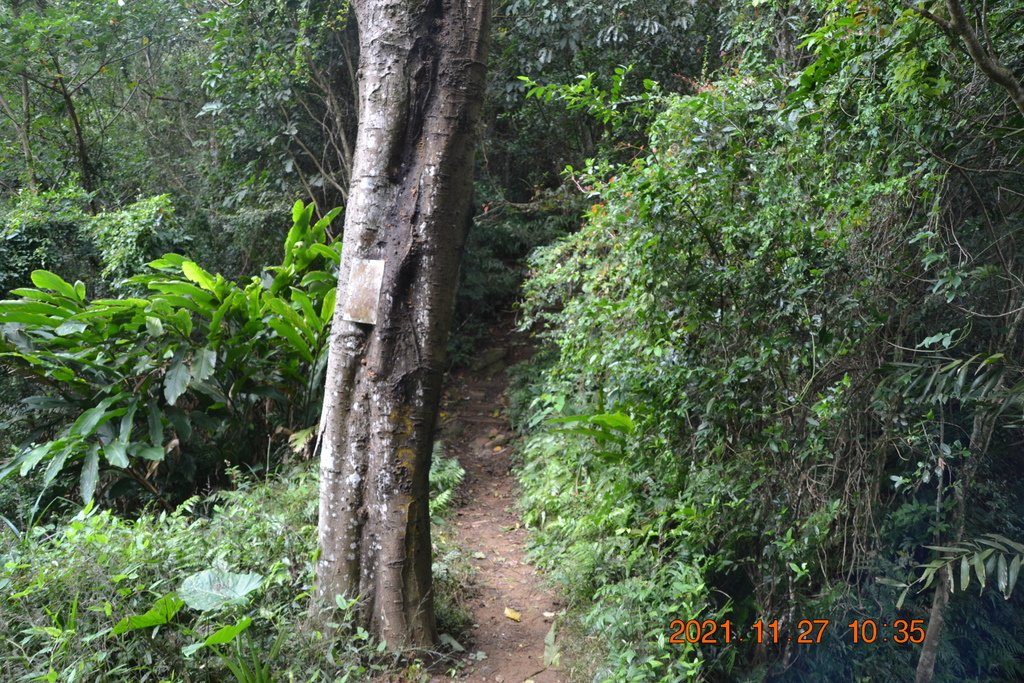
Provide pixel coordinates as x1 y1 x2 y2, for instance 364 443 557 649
434 327 566 683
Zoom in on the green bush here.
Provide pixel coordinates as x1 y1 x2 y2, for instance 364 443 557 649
0 185 96 296
0 201 340 509
0 466 468 682
513 3 1024 676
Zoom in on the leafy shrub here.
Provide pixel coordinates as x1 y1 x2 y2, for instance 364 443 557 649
86 194 187 285
513 3 1024 677
0 466 462 682
0 201 340 508
0 185 96 296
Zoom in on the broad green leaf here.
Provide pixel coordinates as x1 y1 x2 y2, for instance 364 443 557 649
321 287 337 323
18 442 57 476
309 243 341 263
268 318 313 363
9 287 77 308
145 316 164 337
80 446 99 503
312 206 343 237
182 616 252 658
290 289 320 332
147 254 187 269
588 412 636 433
0 300 67 316
55 320 88 336
0 311 59 327
181 261 216 292
30 270 79 300
189 347 217 384
136 446 165 461
179 569 263 612
164 359 190 405
70 396 120 437
148 280 212 301
104 440 128 468
205 616 252 645
42 446 72 486
112 593 184 635
265 296 313 342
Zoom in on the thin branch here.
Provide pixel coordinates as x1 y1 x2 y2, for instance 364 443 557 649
908 0 1024 116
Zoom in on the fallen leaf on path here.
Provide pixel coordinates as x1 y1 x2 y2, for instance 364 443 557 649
493 446 504 452
543 611 555 619
504 607 521 622
472 551 487 559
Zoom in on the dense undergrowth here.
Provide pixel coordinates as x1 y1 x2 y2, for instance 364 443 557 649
512 1 1024 681
0 449 469 682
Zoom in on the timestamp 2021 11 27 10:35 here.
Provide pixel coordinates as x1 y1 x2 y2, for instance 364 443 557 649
668 618 927 646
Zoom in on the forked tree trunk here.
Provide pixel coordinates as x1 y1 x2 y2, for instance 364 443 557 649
315 0 490 648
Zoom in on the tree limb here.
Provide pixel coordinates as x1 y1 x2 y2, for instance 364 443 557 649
906 0 1024 116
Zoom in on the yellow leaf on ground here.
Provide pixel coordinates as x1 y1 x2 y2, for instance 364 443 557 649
504 607 521 622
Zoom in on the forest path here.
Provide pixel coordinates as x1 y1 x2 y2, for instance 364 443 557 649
435 322 565 683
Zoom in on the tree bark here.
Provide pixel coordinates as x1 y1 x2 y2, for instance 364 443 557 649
316 0 489 649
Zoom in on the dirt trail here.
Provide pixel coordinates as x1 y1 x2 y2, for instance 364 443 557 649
436 328 566 683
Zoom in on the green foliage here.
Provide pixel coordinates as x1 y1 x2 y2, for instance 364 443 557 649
0 201 340 507
0 467 441 681
87 194 186 285
428 441 464 522
513 1 1024 679
0 185 96 296
198 0 355 212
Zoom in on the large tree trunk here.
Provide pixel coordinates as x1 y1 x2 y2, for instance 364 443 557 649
315 0 490 648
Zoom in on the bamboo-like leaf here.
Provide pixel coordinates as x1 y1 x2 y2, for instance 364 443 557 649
924 545 964 554
997 553 1008 596
984 534 1024 554
897 585 910 609
960 555 970 592
1009 555 1021 596
977 537 1008 552
974 552 986 589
